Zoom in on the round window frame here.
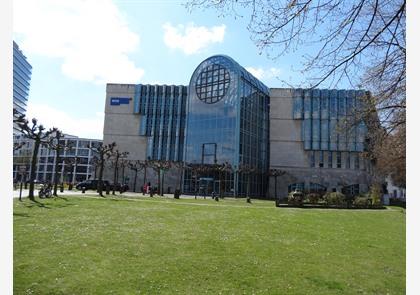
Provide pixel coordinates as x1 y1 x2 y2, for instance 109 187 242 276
195 64 230 104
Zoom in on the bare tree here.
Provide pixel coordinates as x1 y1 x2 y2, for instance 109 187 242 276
187 0 406 185
268 169 286 200
120 158 130 186
148 160 172 196
238 164 256 203
110 150 129 195
45 130 72 196
15 112 57 201
13 141 25 151
89 142 116 197
128 160 144 193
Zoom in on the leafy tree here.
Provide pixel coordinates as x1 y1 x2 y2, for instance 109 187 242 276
15 112 57 201
89 142 116 197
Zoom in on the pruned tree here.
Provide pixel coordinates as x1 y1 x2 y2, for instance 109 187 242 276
148 160 172 196
45 130 72 196
120 158 130 186
187 0 406 186
128 160 144 193
213 162 232 198
15 112 57 201
268 169 286 200
238 164 256 202
110 150 129 195
89 142 116 197
89 156 99 179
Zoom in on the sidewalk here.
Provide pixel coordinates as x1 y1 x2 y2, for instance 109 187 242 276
13 188 216 200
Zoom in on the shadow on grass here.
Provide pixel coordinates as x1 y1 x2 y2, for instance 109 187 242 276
19 198 77 210
275 204 386 210
13 212 31 218
21 199 52 209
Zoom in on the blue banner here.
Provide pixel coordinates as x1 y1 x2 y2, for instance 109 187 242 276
110 97 131 105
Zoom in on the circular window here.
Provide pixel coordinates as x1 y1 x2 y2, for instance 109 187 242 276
195 64 230 104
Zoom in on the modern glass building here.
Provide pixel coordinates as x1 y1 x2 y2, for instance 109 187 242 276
13 41 32 118
133 84 188 161
183 55 270 197
103 54 375 198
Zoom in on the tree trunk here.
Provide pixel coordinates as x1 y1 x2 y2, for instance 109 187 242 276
113 163 118 195
161 170 164 196
247 173 250 198
28 140 40 201
133 169 138 193
98 155 104 197
142 166 147 195
274 175 278 200
121 165 124 184
53 147 60 196
72 161 78 184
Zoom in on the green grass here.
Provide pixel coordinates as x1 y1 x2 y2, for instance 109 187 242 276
14 195 405 294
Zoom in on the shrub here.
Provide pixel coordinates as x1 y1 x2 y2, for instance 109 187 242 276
288 190 304 206
306 193 321 204
324 192 346 207
353 196 371 208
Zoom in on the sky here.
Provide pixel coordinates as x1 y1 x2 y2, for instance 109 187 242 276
13 0 308 139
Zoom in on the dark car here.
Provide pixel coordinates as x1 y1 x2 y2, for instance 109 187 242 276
110 183 130 192
76 179 110 190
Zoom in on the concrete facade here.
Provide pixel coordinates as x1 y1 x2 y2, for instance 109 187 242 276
267 88 373 199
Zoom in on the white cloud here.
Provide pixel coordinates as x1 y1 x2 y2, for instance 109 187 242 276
245 67 282 80
26 103 104 139
163 22 226 55
13 0 144 84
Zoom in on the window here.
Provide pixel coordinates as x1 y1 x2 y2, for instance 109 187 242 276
77 149 89 156
342 184 359 196
337 152 341 168
195 64 230 104
319 151 324 168
346 153 351 169
328 152 333 168
288 182 305 193
354 153 359 169
309 182 327 194
310 151 315 167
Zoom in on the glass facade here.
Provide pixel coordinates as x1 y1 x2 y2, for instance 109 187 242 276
183 55 270 197
293 89 368 152
13 41 32 117
134 84 188 161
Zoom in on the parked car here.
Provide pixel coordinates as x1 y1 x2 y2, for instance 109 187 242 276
76 179 110 190
110 183 130 192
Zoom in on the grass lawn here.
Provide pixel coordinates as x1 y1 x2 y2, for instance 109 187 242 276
14 195 405 294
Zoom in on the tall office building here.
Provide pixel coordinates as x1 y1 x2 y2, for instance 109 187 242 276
13 41 32 132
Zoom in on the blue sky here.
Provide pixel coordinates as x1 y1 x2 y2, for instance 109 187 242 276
13 0 307 139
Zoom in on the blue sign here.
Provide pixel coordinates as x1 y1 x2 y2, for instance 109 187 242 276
110 97 131 105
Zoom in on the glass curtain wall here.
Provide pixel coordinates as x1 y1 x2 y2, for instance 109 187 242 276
183 55 270 197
